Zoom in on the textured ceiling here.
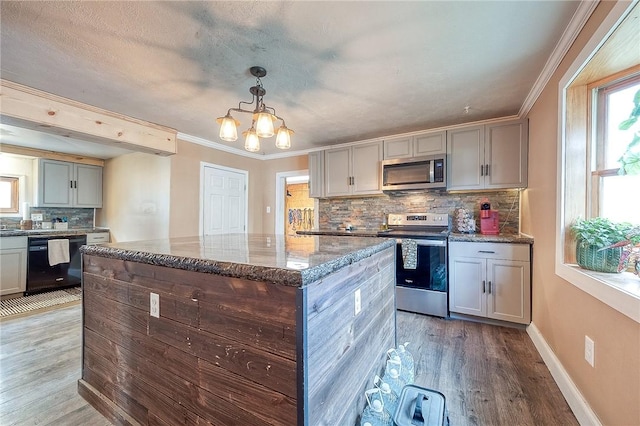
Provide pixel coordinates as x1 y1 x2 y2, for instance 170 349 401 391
0 1 582 157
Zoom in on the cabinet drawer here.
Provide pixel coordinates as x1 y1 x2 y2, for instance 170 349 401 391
449 241 529 262
0 236 28 250
86 233 110 245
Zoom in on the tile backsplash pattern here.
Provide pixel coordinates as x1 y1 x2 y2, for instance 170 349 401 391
0 208 94 230
318 190 521 234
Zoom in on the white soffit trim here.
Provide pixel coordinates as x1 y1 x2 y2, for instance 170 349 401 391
519 0 600 117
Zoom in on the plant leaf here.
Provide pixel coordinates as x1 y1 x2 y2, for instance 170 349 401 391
619 117 638 130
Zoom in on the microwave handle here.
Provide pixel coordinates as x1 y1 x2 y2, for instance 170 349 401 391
429 160 435 183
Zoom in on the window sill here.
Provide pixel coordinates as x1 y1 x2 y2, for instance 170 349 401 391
556 262 640 324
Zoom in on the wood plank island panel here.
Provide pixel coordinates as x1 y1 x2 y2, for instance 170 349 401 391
78 234 396 426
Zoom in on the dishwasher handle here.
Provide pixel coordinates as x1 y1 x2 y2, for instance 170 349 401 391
29 236 86 249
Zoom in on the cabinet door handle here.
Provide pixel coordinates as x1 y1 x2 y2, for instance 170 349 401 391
482 280 486 293
70 180 73 188
486 164 490 176
478 250 495 254
480 164 484 176
488 281 492 293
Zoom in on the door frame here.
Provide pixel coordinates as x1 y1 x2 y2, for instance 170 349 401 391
199 161 248 236
275 170 309 235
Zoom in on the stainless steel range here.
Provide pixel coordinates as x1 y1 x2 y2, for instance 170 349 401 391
383 212 449 317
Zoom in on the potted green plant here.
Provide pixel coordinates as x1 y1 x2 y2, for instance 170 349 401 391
571 218 639 273
600 226 640 277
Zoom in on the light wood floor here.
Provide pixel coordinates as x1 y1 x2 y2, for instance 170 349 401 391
0 305 577 425
397 311 578 426
0 305 110 426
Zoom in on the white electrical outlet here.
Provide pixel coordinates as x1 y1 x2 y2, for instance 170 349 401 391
266 206 271 213
354 288 362 315
150 292 160 318
585 335 595 367
31 213 43 221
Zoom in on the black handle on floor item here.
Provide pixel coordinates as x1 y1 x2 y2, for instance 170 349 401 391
412 393 429 425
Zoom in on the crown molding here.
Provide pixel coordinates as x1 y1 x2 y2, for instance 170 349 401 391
519 0 600 117
178 132 325 160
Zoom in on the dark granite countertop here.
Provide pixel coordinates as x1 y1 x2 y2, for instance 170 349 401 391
0 228 110 238
448 233 534 244
298 229 533 244
81 234 396 288
297 229 383 237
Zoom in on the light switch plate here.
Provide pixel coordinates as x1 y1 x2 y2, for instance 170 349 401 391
31 213 43 221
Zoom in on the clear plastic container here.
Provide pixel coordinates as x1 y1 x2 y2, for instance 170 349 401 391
397 342 415 384
374 375 399 417
360 388 393 426
388 344 415 385
382 358 406 397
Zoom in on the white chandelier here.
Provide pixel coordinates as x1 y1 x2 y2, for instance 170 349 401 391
216 66 293 152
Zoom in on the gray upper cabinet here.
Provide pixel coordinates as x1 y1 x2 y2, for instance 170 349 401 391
325 141 382 197
383 130 446 159
34 159 103 208
447 119 528 191
308 151 325 198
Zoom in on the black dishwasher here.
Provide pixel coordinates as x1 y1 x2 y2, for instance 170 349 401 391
26 235 86 294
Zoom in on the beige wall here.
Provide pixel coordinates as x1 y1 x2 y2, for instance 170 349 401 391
168 140 262 237
522 1 640 424
168 139 307 237
99 139 308 239
98 152 171 243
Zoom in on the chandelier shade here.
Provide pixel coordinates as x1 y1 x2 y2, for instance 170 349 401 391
216 113 240 142
243 127 261 152
275 125 293 150
216 66 293 152
254 112 276 138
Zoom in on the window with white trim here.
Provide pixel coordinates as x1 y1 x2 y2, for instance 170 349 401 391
590 75 640 225
555 0 640 324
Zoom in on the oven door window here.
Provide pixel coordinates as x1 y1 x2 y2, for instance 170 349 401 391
395 242 447 291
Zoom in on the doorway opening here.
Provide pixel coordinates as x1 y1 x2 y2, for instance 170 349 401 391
284 177 314 237
275 170 315 236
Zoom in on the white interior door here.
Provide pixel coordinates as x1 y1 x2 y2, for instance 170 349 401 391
202 164 247 235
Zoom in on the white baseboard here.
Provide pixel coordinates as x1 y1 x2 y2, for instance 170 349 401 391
527 322 601 426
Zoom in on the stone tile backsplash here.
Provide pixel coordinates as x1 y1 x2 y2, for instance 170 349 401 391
0 207 94 230
318 189 521 234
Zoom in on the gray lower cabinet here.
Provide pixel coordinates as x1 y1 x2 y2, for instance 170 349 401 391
34 159 103 208
0 237 28 295
449 241 531 324
447 119 528 190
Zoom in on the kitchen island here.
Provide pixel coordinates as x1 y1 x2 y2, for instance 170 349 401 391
78 234 396 426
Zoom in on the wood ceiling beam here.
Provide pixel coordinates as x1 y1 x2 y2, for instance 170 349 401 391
0 79 177 156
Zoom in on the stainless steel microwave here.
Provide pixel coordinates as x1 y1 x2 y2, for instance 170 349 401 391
381 155 446 190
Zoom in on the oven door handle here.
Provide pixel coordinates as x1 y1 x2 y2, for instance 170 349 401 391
395 238 446 247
